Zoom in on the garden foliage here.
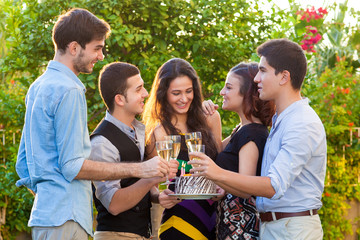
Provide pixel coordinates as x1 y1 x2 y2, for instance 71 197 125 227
0 0 275 238
0 0 359 239
273 1 360 238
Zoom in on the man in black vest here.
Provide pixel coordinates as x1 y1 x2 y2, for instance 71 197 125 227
90 62 179 239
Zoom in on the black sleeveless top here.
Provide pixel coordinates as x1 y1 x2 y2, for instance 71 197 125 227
90 119 152 238
215 123 268 240
216 123 269 176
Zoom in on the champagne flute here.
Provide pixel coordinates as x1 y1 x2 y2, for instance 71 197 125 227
164 135 181 184
187 144 205 173
185 132 202 152
156 140 173 185
164 135 181 162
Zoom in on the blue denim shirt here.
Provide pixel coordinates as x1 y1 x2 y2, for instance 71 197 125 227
256 98 327 213
16 61 93 235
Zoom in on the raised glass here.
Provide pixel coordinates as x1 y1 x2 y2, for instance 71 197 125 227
156 140 173 185
184 132 202 152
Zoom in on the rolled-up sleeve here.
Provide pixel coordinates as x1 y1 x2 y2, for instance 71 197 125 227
54 89 89 182
268 122 319 200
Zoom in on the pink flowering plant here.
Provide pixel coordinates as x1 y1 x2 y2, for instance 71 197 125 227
300 26 322 52
295 6 328 52
273 2 360 238
297 6 328 22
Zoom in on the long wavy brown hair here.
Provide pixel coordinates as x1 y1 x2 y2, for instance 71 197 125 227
230 62 275 126
143 58 218 158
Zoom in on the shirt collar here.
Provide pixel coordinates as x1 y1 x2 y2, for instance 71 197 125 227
272 98 309 132
47 60 86 92
104 111 145 135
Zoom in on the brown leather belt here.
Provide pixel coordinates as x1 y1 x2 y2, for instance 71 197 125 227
260 209 318 222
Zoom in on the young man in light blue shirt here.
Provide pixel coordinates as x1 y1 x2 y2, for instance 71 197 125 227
190 39 326 240
16 8 170 240
253 39 326 239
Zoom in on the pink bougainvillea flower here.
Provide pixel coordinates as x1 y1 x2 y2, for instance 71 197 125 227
318 7 328 15
313 34 322 43
296 6 328 22
296 6 329 53
310 28 318 34
301 44 308 50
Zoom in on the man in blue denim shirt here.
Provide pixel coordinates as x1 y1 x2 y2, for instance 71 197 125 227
190 39 326 240
16 8 170 240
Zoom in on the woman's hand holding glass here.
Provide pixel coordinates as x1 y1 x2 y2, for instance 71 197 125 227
188 151 220 180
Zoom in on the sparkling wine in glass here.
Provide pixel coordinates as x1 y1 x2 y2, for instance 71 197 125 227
164 135 181 161
187 144 205 173
156 140 173 185
185 132 202 152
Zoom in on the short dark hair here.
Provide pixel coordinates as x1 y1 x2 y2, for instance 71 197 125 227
257 38 307 90
98 62 140 113
230 62 275 126
52 8 111 53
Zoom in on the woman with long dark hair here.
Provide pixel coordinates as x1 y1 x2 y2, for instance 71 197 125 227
143 58 222 239
195 62 275 239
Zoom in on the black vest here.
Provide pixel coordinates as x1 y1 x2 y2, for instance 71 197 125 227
90 119 152 238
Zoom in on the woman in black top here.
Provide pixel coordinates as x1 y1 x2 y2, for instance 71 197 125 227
193 62 275 240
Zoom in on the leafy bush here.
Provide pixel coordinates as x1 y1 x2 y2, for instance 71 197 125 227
304 59 360 239
2 0 276 131
265 1 360 238
1 0 359 239
0 81 32 239
0 0 278 237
